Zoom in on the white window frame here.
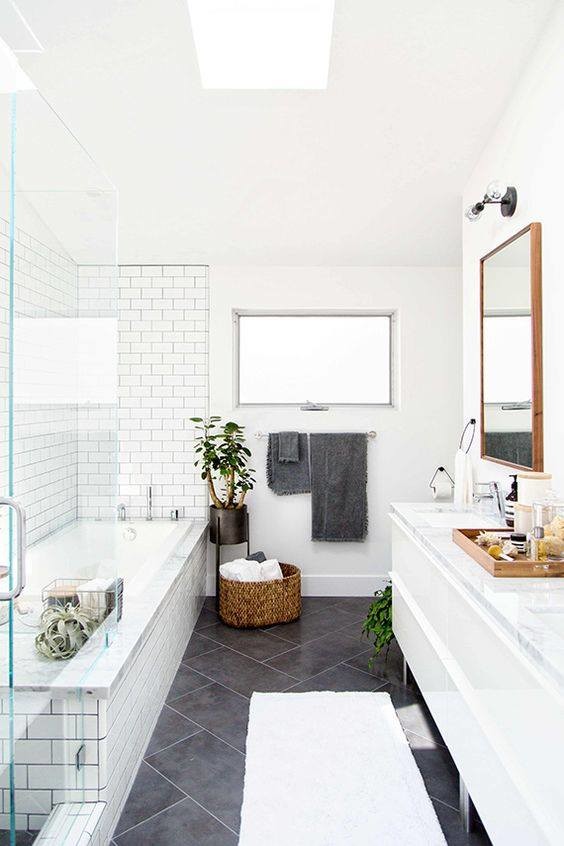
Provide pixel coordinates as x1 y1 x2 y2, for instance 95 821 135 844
233 309 397 408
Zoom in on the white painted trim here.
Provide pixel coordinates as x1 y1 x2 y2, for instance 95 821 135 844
207 573 386 597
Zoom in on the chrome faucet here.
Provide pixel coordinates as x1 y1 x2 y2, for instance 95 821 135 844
489 481 506 522
474 481 505 522
146 485 153 521
117 503 127 521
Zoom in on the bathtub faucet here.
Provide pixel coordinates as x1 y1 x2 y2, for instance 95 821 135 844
117 503 127 522
146 485 153 521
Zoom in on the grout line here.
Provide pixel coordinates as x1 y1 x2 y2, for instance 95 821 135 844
405 726 448 750
144 724 203 758
166 679 214 704
180 644 224 662
185 644 301 682
429 794 459 814
114 796 188 839
143 762 241 837
165 706 247 757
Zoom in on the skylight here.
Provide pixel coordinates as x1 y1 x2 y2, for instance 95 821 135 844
187 0 335 89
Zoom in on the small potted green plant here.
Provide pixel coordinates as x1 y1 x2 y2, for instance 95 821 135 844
362 582 394 667
191 416 255 544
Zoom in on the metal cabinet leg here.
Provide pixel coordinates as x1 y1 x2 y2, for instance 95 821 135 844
402 656 414 686
459 776 477 833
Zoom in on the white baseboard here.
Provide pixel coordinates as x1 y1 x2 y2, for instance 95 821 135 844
300 574 387 596
207 573 387 597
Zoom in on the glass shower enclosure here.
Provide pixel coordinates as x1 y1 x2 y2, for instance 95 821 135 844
0 39 119 845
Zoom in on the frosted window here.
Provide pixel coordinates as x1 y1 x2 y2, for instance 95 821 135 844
237 314 392 405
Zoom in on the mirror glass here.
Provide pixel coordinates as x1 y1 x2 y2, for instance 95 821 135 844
481 225 542 469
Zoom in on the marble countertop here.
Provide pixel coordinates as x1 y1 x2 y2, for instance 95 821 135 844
3 520 207 699
390 502 564 697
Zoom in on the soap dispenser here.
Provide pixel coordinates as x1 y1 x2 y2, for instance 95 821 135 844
505 474 518 528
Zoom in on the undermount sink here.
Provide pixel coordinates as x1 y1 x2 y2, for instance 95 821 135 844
527 608 564 640
412 504 499 529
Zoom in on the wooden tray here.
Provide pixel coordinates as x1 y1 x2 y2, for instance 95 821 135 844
452 528 564 578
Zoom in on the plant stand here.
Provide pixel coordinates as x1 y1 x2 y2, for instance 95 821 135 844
209 506 250 613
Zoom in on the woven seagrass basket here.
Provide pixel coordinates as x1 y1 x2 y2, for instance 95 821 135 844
219 563 301 628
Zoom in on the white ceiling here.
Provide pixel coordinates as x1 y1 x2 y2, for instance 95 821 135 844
12 0 556 266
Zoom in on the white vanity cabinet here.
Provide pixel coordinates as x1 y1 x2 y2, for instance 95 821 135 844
390 506 564 846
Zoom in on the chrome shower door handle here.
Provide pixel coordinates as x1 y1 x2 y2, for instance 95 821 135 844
0 497 26 601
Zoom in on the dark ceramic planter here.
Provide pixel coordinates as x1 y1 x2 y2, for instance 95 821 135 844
209 504 248 545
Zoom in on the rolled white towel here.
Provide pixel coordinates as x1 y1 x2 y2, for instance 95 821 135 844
259 559 283 581
220 559 263 582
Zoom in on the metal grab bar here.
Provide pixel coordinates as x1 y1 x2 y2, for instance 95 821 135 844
0 496 26 601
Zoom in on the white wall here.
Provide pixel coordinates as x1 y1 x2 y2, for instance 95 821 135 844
210 266 461 595
462 1 564 493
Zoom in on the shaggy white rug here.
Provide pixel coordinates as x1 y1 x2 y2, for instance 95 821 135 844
238 691 447 846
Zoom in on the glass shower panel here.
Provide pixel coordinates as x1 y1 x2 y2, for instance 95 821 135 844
0 81 118 843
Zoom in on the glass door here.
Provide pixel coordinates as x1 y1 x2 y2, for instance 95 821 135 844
1 46 118 844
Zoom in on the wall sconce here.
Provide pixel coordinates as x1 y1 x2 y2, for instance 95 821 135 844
465 181 517 222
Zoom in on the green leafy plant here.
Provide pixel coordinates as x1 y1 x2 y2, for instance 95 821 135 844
35 603 97 661
362 582 394 667
191 416 255 509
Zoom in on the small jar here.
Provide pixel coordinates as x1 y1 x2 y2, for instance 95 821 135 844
510 533 527 554
532 496 564 560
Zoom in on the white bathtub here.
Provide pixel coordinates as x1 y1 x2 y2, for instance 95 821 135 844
24 518 194 602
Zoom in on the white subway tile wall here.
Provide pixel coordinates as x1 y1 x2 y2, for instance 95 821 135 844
115 265 209 520
0 219 80 545
0 238 209 537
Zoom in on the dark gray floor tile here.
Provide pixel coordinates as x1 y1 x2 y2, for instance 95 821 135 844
433 800 492 845
345 638 409 688
145 704 201 756
267 606 367 645
147 731 245 832
285 662 388 692
198 621 294 661
332 596 375 619
183 632 222 661
114 761 185 835
406 731 459 810
114 796 237 845
186 645 296 697
170 683 250 752
203 596 218 612
299 596 341 616
166 664 212 703
194 608 219 630
381 682 445 745
0 833 36 846
266 630 371 680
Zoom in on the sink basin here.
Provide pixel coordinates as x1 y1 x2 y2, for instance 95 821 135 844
411 505 499 529
527 608 564 640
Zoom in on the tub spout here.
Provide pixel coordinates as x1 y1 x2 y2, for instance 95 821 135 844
146 485 153 521
117 503 127 522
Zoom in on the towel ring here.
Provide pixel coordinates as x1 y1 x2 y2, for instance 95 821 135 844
458 418 476 454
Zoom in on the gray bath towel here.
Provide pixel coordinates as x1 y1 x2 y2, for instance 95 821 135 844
310 433 368 542
278 431 300 463
267 433 311 495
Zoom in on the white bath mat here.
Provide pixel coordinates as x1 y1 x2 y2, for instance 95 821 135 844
239 691 446 846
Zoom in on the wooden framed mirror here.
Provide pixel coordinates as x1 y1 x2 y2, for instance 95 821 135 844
480 223 543 470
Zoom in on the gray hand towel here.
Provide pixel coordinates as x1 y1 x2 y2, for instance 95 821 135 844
310 433 368 542
278 431 300 463
267 433 311 495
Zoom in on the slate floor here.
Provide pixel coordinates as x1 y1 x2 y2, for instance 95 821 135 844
112 597 492 845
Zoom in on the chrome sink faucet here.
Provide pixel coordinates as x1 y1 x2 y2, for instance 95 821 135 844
489 481 506 522
474 481 506 522
146 485 153 521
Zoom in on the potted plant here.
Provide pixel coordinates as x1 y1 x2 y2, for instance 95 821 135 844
191 416 255 544
362 582 394 667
